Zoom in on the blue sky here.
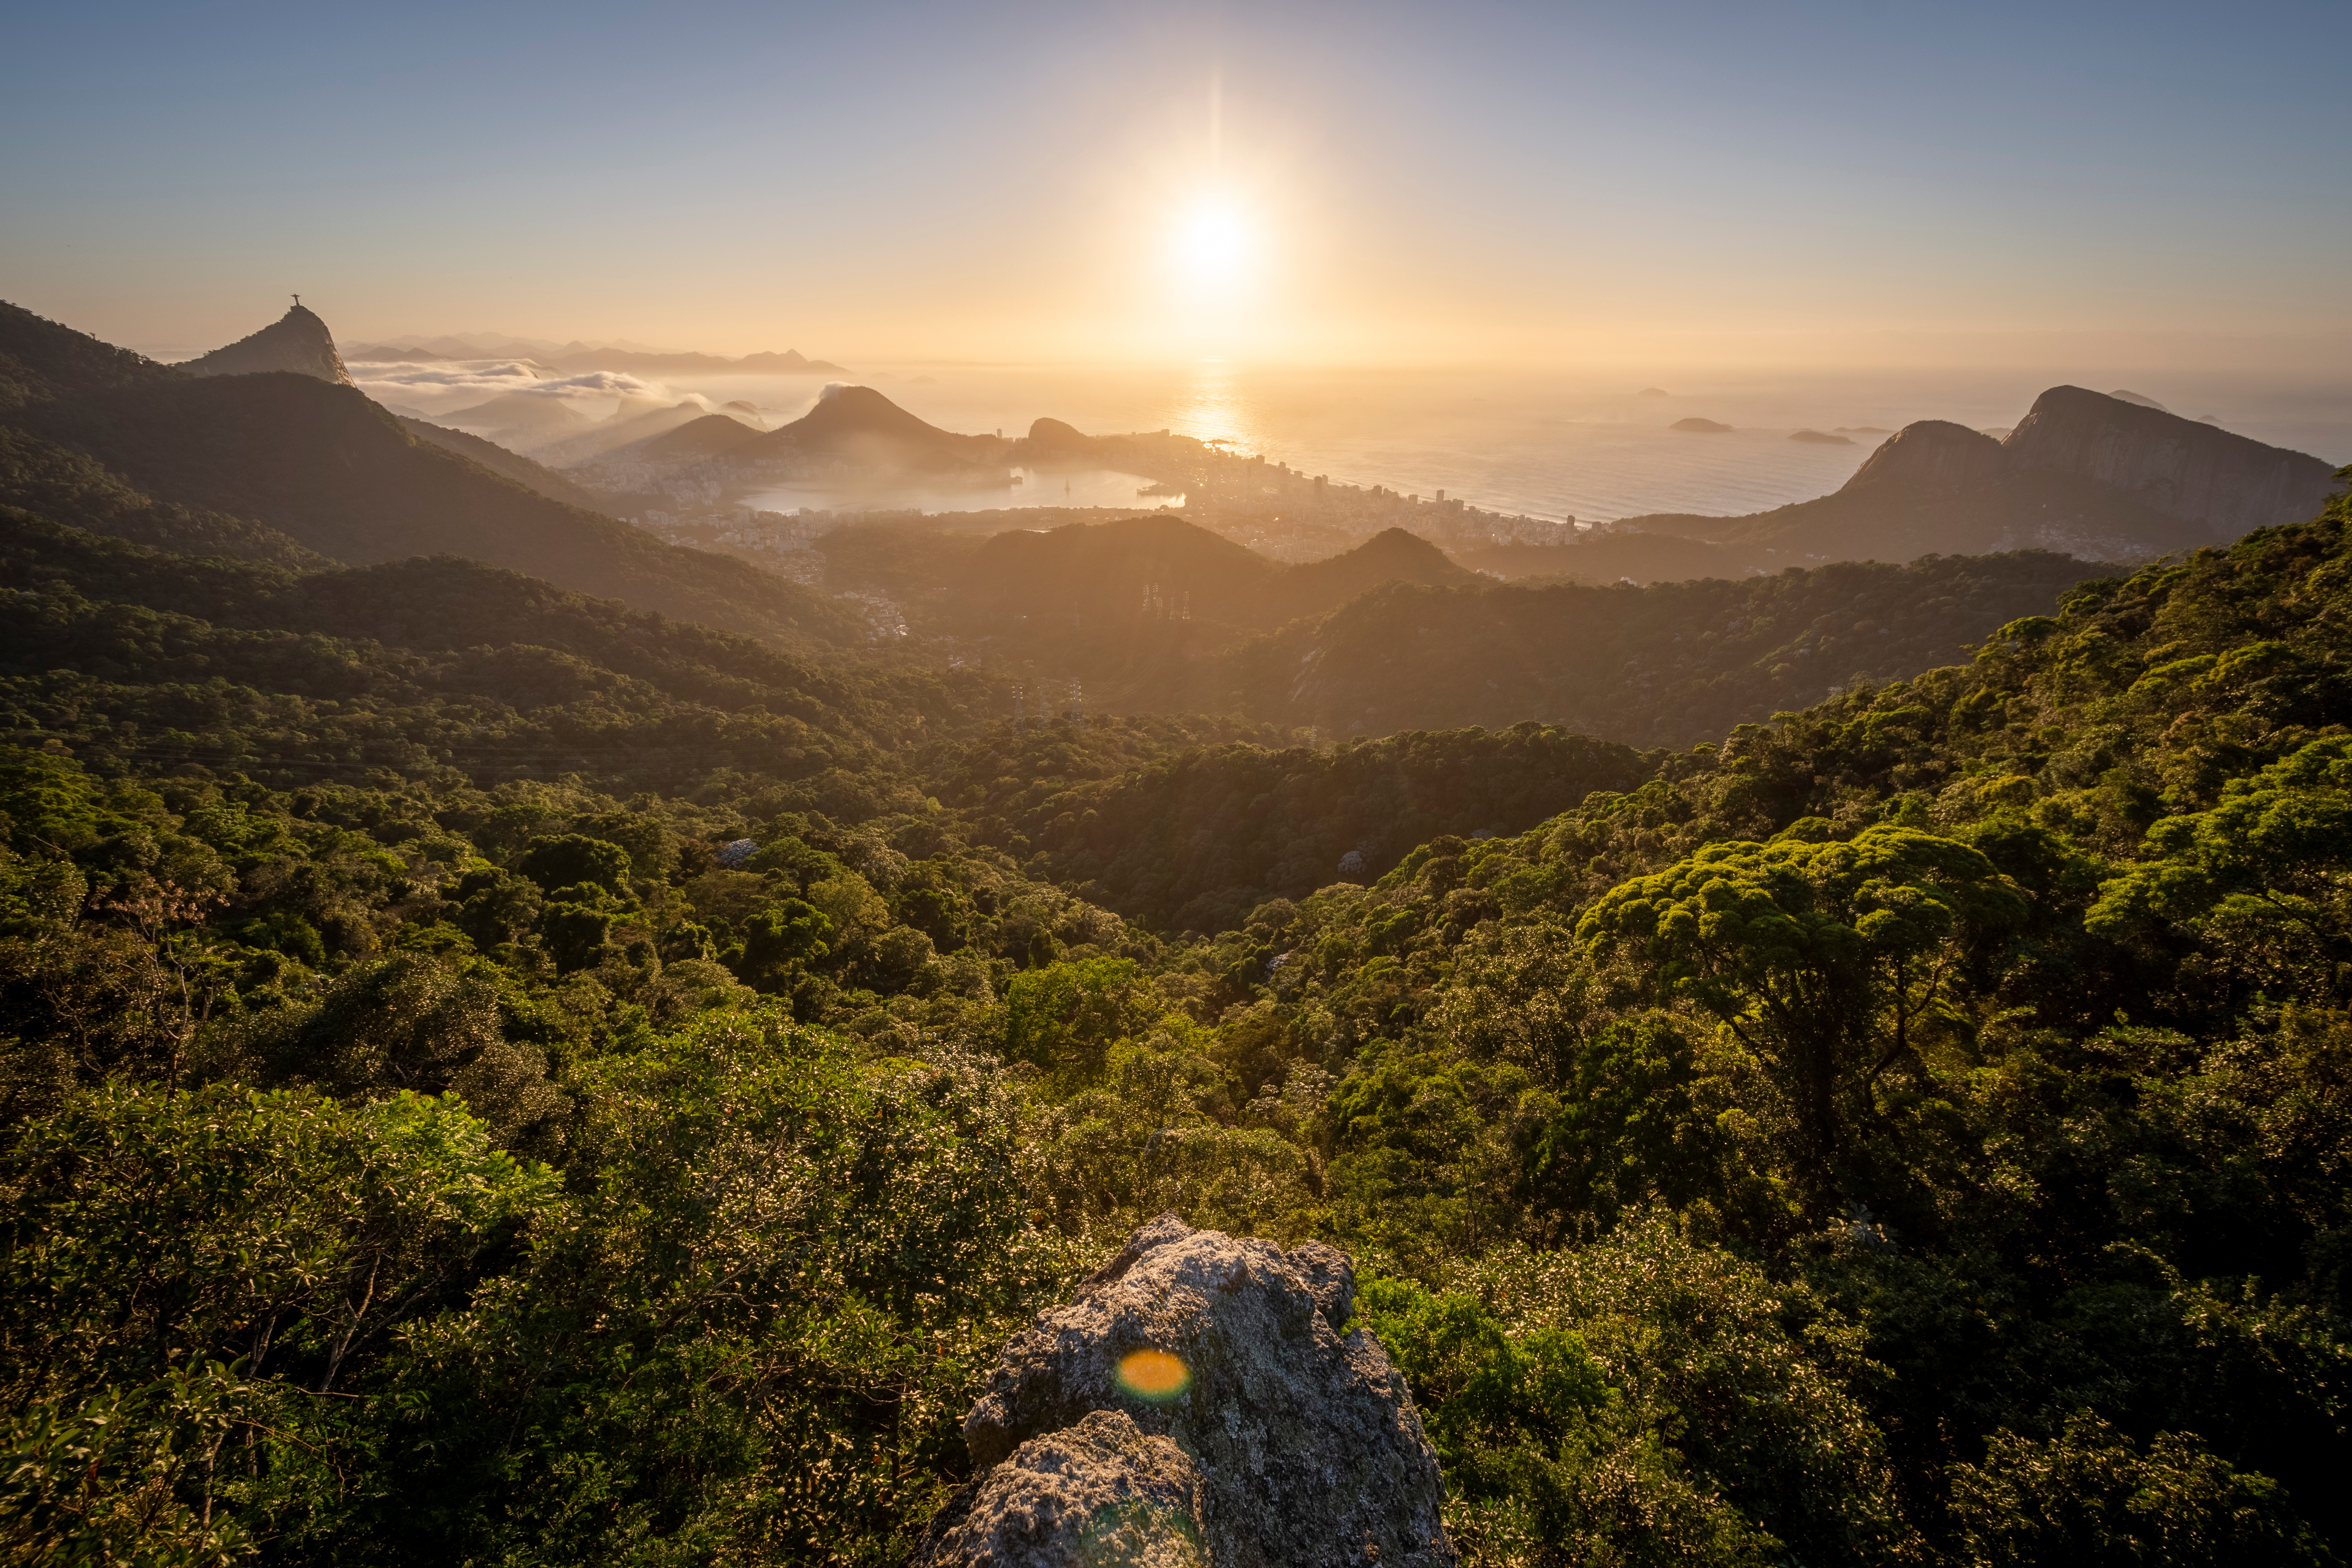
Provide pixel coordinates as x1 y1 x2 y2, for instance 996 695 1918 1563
4 0 2346 366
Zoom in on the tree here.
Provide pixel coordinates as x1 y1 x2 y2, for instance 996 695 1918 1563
2088 736 2352 1000
1519 1014 1721 1235
1002 958 1157 1084
514 834 632 898
736 898 833 991
1577 825 2022 1204
0 1083 556 1558
1948 1413 2326 1568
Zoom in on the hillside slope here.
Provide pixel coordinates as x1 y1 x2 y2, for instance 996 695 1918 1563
825 514 1470 636
396 417 616 512
0 301 865 648
1156 550 2102 745
0 508 990 786
0 422 329 569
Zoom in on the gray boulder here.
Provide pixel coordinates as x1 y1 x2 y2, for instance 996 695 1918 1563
921 1214 1455 1568
908 1410 1207 1568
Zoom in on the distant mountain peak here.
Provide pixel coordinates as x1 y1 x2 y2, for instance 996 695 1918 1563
1028 416 1092 450
784 384 961 441
1838 420 2005 494
181 303 354 386
1350 526 1456 563
2005 385 2337 539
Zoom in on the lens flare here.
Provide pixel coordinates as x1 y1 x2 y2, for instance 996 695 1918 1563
1115 1348 1191 1400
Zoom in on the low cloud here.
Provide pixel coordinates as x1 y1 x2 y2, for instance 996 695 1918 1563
349 359 671 404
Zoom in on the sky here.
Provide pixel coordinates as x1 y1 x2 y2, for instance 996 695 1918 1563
3 0 2348 371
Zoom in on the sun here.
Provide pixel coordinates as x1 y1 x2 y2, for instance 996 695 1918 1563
1177 202 1251 288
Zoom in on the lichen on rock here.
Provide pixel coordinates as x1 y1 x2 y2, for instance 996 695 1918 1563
908 1410 1207 1568
915 1214 1455 1568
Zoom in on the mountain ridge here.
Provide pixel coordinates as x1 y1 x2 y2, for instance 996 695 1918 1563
179 304 354 386
1602 387 2339 576
0 300 868 648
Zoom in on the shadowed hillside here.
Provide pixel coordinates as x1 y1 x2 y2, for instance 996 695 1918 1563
0 301 866 648
396 418 617 512
957 722 1653 931
1131 550 2104 745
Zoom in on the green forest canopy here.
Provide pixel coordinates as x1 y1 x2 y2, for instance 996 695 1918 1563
4 376 2352 1560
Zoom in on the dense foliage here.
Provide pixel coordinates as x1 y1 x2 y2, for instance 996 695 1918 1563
965 722 1651 931
4 311 2348 1563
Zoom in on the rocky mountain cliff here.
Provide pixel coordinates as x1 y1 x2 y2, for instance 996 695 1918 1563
178 303 354 385
912 1215 1454 1568
1606 387 2340 574
2005 384 2339 541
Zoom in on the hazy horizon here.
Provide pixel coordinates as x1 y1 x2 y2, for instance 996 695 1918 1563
7 0 2348 383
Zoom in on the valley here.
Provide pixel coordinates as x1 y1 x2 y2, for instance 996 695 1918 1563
3 289 2348 1568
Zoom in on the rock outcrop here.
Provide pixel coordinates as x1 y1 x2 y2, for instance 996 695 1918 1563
910 1411 1208 1568
2004 385 2339 542
913 1215 1455 1568
180 304 354 386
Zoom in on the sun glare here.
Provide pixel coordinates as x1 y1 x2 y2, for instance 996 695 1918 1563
1178 203 1251 287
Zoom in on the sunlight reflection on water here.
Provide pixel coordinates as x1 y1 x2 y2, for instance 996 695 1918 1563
742 467 1176 516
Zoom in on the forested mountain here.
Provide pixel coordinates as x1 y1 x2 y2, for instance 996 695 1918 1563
0 508 988 789
536 399 754 467
948 722 1651 931
822 514 1470 634
598 409 769 466
735 385 1001 472
1193 549 2102 745
0 302 861 647
8 288 2352 1567
7 448 2351 1564
819 516 2099 746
